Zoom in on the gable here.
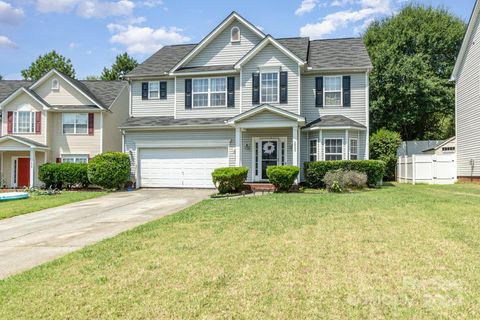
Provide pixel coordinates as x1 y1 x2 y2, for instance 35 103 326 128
187 19 262 67
34 73 93 106
239 110 298 126
243 43 300 69
2 91 44 112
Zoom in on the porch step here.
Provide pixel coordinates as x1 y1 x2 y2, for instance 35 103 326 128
243 183 276 192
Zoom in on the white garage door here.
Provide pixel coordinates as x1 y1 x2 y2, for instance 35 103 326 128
139 147 229 188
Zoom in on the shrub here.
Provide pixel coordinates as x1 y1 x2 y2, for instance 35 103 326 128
266 165 299 192
369 129 402 181
87 152 131 190
212 167 248 194
38 163 89 189
323 170 368 193
304 160 385 188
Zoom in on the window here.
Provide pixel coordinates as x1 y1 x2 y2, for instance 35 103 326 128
13 111 35 133
148 81 159 99
324 139 343 160
309 139 318 162
51 79 59 90
62 113 88 134
231 27 240 42
442 146 455 152
192 78 227 107
62 155 88 163
324 76 342 106
350 138 358 160
260 72 279 103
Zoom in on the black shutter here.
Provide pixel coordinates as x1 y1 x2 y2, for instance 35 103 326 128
342 76 351 107
227 77 235 107
252 73 259 104
141 82 148 100
185 79 192 109
160 81 167 100
280 71 288 104
315 77 323 108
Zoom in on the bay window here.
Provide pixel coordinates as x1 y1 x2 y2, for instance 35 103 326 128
192 78 226 107
350 138 358 160
324 139 343 160
13 111 35 133
260 72 278 103
309 139 318 162
63 113 88 134
324 76 342 106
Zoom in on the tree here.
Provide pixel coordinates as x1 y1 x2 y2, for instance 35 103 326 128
100 53 138 80
21 50 75 80
370 129 402 181
0 74 3 80
85 75 99 80
364 5 466 140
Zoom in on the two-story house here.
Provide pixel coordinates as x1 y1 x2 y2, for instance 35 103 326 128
0 69 128 187
123 12 372 188
451 0 480 181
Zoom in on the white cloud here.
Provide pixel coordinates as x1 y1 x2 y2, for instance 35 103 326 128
300 0 392 38
0 35 17 48
36 0 134 18
109 25 190 54
69 42 79 49
0 1 25 25
138 0 163 7
295 0 318 16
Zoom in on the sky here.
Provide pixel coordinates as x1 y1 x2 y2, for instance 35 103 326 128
0 0 476 80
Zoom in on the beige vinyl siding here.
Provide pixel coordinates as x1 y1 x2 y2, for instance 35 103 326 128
187 21 261 67
35 73 92 106
103 86 129 152
131 80 174 117
1 94 47 145
241 128 293 181
456 15 480 177
124 129 236 176
50 112 102 159
1 151 46 187
301 73 367 124
241 44 300 114
176 75 240 119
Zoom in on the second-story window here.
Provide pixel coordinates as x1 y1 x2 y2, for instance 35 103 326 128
192 78 226 107
14 111 35 133
324 76 342 106
260 72 278 103
63 113 88 134
148 81 160 99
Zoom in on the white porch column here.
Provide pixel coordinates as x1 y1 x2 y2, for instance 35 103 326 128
29 149 35 188
292 125 298 166
235 127 241 166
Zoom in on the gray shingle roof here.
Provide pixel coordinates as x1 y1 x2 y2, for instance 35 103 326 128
308 38 372 70
0 80 32 101
175 65 235 73
120 116 230 128
277 37 309 62
304 115 366 129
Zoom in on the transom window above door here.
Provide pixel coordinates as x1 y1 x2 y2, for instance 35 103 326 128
324 76 342 106
192 78 226 107
260 72 279 103
63 113 88 134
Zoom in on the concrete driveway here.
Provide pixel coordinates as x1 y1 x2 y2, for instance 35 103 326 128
0 189 211 279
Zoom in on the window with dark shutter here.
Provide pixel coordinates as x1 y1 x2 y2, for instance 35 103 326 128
227 77 235 107
185 79 192 109
342 76 351 107
280 71 288 104
35 112 41 134
160 81 167 99
252 73 259 104
7 111 13 134
315 77 323 108
88 113 94 135
141 82 148 100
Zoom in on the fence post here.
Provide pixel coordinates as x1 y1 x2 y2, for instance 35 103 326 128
412 154 416 185
404 155 408 183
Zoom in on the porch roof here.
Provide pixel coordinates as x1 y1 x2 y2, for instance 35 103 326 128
0 135 49 150
303 115 366 130
226 104 305 126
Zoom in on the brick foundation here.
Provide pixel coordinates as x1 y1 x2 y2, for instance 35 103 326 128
458 176 480 183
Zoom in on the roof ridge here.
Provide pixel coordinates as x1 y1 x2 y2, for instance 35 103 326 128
310 37 362 42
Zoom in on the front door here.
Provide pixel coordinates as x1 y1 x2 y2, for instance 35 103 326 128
17 158 30 187
260 140 278 180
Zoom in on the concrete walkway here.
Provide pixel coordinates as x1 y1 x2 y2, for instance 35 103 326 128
0 189 211 279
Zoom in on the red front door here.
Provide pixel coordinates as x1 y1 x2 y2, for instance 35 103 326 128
17 158 30 187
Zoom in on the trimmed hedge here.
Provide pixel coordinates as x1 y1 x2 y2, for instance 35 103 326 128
212 167 248 194
266 165 299 192
304 160 385 188
39 163 89 189
87 152 131 190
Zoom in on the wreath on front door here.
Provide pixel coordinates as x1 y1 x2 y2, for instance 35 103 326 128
263 141 275 155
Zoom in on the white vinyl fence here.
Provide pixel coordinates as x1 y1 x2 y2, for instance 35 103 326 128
397 154 457 185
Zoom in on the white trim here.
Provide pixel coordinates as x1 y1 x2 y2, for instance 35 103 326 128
309 138 318 162
239 69 243 113
235 127 241 166
136 139 231 149
323 75 343 107
61 154 89 163
231 26 241 43
252 137 287 181
304 126 366 131
121 130 125 153
297 65 301 114
51 78 60 90
0 135 49 150
345 130 349 159
148 81 160 100
129 81 133 117
319 129 323 160
173 69 237 77
62 112 88 135
292 126 298 166
236 122 298 129
13 111 36 134
365 71 370 159
349 138 359 160
100 112 104 152
192 77 228 108
174 76 177 119
259 70 280 104
29 69 105 109
0 152 3 182
323 138 344 161
234 36 305 69
30 149 35 188
226 104 305 125
0 87 50 110
170 12 265 73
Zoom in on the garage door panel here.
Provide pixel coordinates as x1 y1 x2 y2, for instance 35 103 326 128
139 147 228 188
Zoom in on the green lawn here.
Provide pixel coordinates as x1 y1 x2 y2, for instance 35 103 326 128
0 191 107 220
1 184 480 319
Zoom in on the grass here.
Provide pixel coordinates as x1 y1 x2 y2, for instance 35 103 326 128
0 191 107 220
1 183 480 319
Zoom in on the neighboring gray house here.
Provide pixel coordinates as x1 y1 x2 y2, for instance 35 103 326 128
122 12 372 188
451 0 480 180
397 137 456 157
